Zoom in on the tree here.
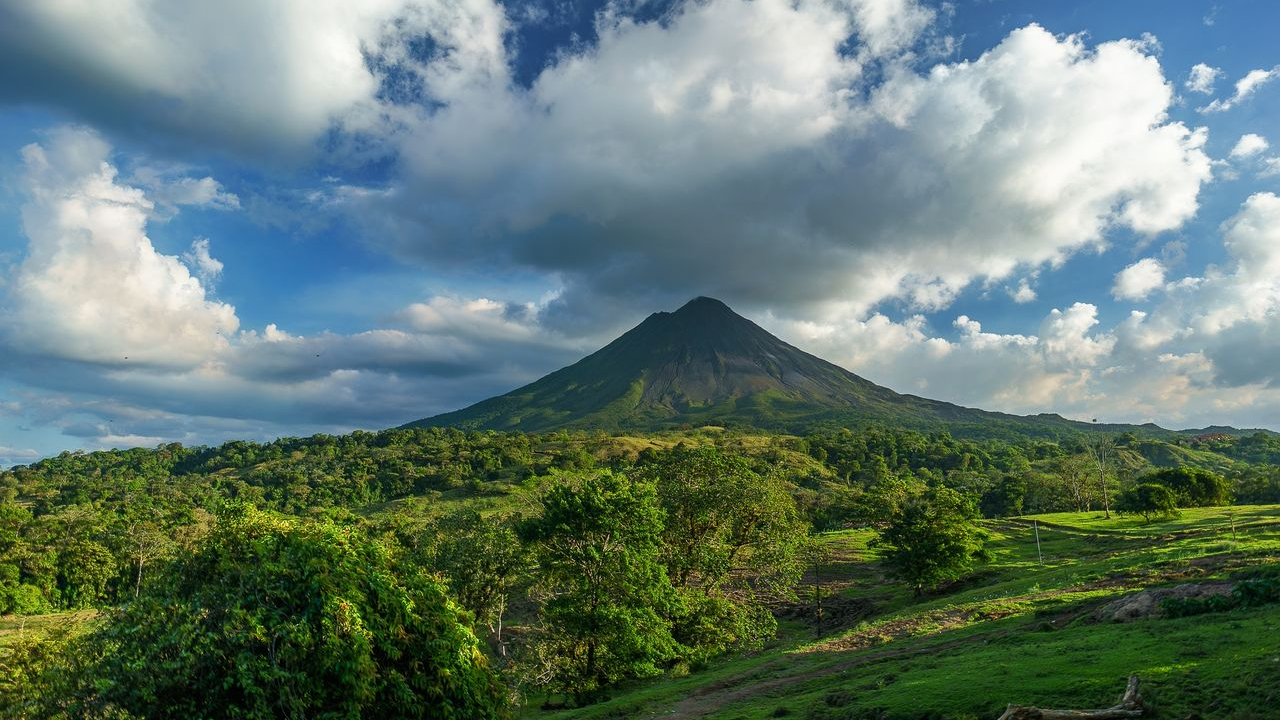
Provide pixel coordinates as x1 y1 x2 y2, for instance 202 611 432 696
980 475 1026 518
426 509 529 655
1116 483 1180 523
873 487 987 596
59 505 504 720
1055 454 1094 512
56 539 115 609
638 446 808 657
1086 436 1116 518
518 472 678 702
1146 466 1231 507
122 519 175 598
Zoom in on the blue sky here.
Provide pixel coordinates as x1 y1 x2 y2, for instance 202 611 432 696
1 0 1279 464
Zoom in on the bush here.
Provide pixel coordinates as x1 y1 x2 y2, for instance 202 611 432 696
1145 466 1231 507
873 487 988 596
1116 483 1180 523
56 505 505 720
1161 578 1280 618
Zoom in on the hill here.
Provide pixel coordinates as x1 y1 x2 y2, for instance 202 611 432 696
532 505 1280 720
407 297 1238 440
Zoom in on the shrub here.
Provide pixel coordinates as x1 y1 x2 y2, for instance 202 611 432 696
55 505 505 720
1116 483 1180 523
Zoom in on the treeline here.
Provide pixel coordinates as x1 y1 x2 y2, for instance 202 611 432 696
3 426 1278 616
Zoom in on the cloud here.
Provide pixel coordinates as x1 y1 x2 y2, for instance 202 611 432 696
1185 63 1221 94
1199 66 1280 113
0 446 41 466
357 17 1209 330
761 193 1280 429
0 0 509 160
1112 258 1167 301
0 129 583 450
131 165 241 215
11 126 239 367
182 238 224 286
1229 133 1269 159
1008 279 1037 304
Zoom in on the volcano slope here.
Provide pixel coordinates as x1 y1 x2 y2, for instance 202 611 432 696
409 297 1188 440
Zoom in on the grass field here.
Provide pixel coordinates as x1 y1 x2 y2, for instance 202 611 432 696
529 505 1280 720
0 611 96 649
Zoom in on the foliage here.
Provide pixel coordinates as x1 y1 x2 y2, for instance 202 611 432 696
518 472 679 701
0 620 82 720
1162 578 1280 618
636 446 808 657
872 487 988 596
1115 483 1181 523
1144 466 1231 507
423 508 529 651
979 475 1025 518
57 505 505 720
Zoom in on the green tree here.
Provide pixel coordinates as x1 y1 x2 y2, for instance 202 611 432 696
60 505 504 720
980 475 1026 518
426 509 529 654
1116 483 1180 523
56 539 115 609
1147 466 1231 507
873 487 987 596
518 472 678 702
638 447 808 657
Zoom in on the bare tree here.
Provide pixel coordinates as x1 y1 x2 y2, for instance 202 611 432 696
1086 436 1116 519
127 520 175 597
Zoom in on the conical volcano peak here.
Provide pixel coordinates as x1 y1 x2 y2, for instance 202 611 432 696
408 295 912 431
673 296 735 315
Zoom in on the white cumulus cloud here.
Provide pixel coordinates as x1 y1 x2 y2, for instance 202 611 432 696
11 127 239 367
361 18 1211 328
1185 62 1222 94
1112 258 1167 301
1229 133 1269 159
1200 66 1280 113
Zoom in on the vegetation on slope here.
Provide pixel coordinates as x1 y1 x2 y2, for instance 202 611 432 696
2 425 1280 718
407 298 1248 441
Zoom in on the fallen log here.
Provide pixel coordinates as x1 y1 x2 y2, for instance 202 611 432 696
996 676 1143 720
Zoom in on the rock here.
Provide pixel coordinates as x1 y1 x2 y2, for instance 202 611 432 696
1094 584 1233 623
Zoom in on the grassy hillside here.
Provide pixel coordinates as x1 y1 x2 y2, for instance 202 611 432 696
530 505 1280 720
4 427 1279 719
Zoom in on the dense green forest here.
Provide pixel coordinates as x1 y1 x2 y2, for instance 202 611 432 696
2 425 1279 717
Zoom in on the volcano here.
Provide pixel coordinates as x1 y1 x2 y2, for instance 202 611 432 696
406 297 1160 437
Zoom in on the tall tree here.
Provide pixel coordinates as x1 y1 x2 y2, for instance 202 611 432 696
1055 454 1094 512
873 487 988 596
638 446 808 656
426 509 529 655
518 472 678 702
1086 436 1116 518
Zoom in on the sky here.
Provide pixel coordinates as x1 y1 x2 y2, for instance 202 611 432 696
1 0 1279 465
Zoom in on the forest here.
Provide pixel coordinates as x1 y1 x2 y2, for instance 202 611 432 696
2 425 1279 718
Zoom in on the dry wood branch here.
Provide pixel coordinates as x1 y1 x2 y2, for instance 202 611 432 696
996 676 1143 720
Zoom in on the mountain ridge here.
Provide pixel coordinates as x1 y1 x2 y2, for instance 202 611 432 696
406 297 1255 439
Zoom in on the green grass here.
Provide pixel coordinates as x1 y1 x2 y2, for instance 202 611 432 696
530 505 1280 720
0 610 97 649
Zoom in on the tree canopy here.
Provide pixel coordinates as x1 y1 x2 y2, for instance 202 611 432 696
59 505 505 720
